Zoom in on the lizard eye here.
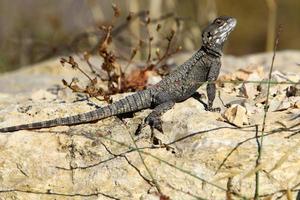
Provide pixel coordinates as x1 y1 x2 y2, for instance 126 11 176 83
215 19 223 25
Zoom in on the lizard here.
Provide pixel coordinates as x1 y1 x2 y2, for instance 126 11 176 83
0 16 237 133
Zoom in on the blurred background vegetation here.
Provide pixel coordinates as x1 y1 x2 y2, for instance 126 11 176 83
0 0 299 72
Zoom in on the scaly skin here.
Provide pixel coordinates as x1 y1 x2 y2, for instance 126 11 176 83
0 16 237 133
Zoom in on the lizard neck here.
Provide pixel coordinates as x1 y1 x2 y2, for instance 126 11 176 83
201 45 222 58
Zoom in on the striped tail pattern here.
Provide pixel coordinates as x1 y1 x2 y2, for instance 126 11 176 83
0 90 152 132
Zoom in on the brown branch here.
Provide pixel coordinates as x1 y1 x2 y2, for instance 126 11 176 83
154 29 175 67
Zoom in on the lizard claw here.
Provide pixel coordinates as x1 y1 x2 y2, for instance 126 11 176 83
135 123 145 136
206 106 221 112
135 113 164 137
224 103 231 108
145 114 164 133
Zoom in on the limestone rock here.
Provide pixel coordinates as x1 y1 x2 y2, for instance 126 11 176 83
223 104 249 127
274 99 292 111
31 89 57 101
0 51 300 200
238 72 261 99
295 100 300 109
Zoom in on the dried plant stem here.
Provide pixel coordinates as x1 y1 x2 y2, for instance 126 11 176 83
129 0 141 60
265 0 277 51
155 30 175 66
254 125 261 199
146 22 153 64
226 177 233 200
149 0 162 49
76 65 94 82
254 25 281 200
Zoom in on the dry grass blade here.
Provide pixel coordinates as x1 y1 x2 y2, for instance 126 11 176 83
166 183 208 200
262 196 273 200
269 141 300 173
213 173 239 182
213 168 242 183
286 188 293 200
241 163 265 181
265 0 277 51
226 177 233 200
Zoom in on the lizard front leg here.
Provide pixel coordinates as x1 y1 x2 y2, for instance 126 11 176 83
206 63 221 112
206 83 220 111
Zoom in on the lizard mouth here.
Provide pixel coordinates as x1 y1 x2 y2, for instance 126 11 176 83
224 18 237 33
228 18 237 31
218 18 237 40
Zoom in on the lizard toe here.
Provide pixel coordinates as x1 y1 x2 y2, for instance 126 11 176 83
145 114 163 133
206 106 221 112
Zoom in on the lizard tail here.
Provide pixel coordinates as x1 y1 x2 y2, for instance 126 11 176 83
0 90 152 132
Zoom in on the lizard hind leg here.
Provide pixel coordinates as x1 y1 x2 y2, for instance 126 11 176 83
135 101 175 140
145 101 175 133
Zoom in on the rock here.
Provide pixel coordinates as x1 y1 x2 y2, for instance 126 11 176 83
1 51 300 200
244 101 262 115
226 99 247 107
254 79 270 103
234 66 264 81
286 85 300 97
274 99 292 111
295 100 300 109
221 50 300 74
271 96 300 111
238 72 261 99
271 70 289 82
223 104 249 127
286 73 300 83
147 75 162 86
269 98 283 112
31 89 57 101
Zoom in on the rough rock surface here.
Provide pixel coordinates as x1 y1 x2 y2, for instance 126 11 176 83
0 51 300 200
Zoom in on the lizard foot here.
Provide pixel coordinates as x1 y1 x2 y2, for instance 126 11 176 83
145 113 163 133
224 103 231 108
134 113 164 138
206 106 221 112
134 115 163 137
152 136 162 145
134 123 145 136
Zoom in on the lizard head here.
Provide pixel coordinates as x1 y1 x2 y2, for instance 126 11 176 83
202 16 237 55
